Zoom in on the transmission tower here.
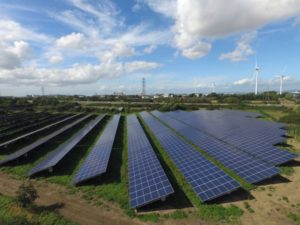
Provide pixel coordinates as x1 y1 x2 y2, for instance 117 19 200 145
142 77 146 97
41 86 45 96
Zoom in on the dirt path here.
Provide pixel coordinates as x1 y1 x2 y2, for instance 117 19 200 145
0 172 143 225
224 158 300 225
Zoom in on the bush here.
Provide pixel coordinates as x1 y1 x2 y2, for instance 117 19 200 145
16 180 39 208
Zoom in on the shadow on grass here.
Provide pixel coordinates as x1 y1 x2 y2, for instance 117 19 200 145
256 174 291 186
275 142 294 148
209 189 255 204
31 202 65 213
281 159 300 167
33 115 109 178
2 115 94 173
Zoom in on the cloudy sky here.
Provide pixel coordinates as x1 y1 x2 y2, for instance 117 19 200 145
0 0 300 96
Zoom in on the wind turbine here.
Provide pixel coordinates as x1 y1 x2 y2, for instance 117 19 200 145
212 82 216 93
254 58 260 95
278 67 286 95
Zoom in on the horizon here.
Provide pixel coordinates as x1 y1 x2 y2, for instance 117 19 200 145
1 0 300 96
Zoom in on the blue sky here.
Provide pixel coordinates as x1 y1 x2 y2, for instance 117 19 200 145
0 0 300 96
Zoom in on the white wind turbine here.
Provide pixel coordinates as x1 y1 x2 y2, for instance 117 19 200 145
278 67 286 95
254 58 260 95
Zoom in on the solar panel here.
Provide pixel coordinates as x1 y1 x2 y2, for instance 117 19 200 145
139 111 240 202
28 115 104 176
0 114 81 148
73 114 121 185
152 111 279 184
127 114 174 208
0 114 56 135
0 114 91 166
167 110 297 165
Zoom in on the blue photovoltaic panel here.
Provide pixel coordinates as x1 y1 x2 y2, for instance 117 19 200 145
167 110 297 165
28 115 104 176
0 114 58 136
152 111 279 184
73 114 121 185
0 114 91 166
139 111 240 202
127 114 174 208
0 114 81 148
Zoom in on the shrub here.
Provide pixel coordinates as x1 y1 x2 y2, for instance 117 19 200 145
16 180 39 208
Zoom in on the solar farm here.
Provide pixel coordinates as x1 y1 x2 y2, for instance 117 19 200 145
0 109 299 224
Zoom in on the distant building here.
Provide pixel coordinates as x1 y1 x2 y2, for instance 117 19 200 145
113 92 125 96
292 91 300 99
153 94 163 99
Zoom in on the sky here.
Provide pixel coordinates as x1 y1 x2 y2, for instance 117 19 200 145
0 0 300 96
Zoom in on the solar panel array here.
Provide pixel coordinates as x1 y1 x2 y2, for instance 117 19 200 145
151 111 279 184
127 114 174 208
73 114 121 185
139 111 240 202
28 115 104 176
166 110 297 165
0 114 80 148
0 114 91 166
0 114 55 135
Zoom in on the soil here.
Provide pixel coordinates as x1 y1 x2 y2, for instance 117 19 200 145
0 172 143 225
223 160 300 225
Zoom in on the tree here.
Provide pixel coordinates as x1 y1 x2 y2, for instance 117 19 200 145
16 180 39 208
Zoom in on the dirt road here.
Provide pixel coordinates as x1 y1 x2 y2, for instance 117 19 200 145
0 172 143 225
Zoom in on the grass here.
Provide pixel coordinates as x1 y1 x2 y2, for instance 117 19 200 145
280 166 295 176
138 114 244 223
282 196 289 203
244 202 255 213
288 212 300 225
0 192 78 225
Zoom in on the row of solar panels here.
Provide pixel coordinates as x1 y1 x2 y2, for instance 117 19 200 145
126 111 297 209
0 110 297 210
0 114 121 186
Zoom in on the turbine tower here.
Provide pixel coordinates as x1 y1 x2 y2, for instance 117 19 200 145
278 67 286 95
255 61 260 95
212 82 216 93
279 75 285 95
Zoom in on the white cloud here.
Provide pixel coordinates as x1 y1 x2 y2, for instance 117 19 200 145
56 32 86 49
7 41 31 59
219 32 256 62
0 20 51 43
0 41 31 69
143 0 177 18
142 0 300 59
0 51 21 69
124 61 162 73
132 3 142 12
181 42 211 59
49 55 64 64
144 44 156 54
68 0 121 35
233 78 253 85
